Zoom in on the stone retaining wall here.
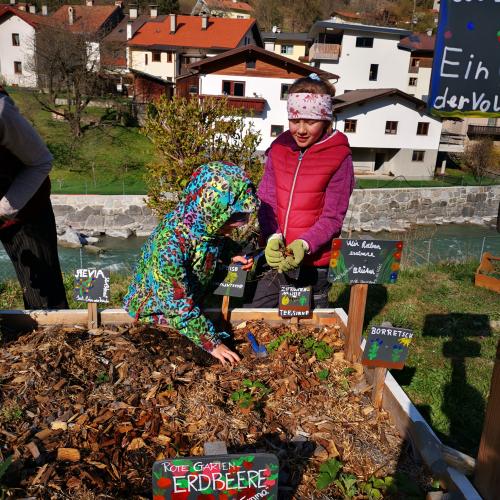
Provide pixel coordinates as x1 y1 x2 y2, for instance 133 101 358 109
52 185 500 236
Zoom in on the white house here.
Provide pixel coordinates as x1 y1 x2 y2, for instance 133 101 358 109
0 5 48 87
333 89 442 179
176 45 337 150
308 18 412 95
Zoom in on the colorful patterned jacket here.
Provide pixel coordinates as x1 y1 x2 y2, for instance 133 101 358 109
123 162 259 352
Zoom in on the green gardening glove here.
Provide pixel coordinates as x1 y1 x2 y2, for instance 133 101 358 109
278 239 306 273
265 236 284 269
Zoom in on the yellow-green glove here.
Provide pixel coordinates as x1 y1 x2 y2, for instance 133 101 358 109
264 236 284 269
278 240 306 273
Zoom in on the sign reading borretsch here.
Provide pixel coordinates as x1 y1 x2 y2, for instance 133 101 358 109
213 264 248 298
152 454 279 499
429 0 500 117
73 268 110 303
279 286 311 317
328 239 403 284
362 325 414 370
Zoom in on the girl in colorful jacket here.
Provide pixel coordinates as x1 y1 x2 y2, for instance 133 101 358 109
124 162 259 365
247 74 354 308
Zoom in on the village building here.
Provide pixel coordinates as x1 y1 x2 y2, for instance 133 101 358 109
0 4 52 87
176 44 337 150
190 0 253 19
261 28 311 63
308 18 412 95
333 88 442 179
126 13 262 91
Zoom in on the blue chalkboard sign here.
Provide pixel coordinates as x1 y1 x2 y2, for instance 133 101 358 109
429 0 500 117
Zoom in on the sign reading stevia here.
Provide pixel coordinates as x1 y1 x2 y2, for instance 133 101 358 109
328 239 403 284
152 454 279 499
362 325 414 370
429 0 500 117
73 268 110 303
279 286 311 317
213 264 248 298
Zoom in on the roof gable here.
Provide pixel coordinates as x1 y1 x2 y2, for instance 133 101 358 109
0 5 54 29
128 15 259 50
181 45 338 80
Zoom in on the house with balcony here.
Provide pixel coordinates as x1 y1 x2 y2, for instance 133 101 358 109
308 19 412 95
176 45 337 150
191 0 253 19
126 14 262 86
261 29 311 63
333 88 442 179
398 32 435 101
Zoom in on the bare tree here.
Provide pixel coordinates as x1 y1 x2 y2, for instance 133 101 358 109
463 138 494 182
29 24 111 137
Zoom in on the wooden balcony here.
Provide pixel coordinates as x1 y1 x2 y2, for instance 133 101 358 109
309 43 341 61
468 125 500 139
199 94 266 115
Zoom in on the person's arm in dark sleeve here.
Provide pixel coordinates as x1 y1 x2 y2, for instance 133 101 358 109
0 95 53 219
299 155 355 254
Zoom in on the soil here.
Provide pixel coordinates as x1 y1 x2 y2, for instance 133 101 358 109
0 320 429 499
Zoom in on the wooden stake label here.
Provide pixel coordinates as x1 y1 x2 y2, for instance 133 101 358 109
279 286 311 318
73 269 110 303
362 325 413 369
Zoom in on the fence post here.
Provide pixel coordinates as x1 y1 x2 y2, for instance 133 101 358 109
427 239 432 264
479 237 486 260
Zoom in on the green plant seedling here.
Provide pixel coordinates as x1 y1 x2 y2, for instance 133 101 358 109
230 379 271 410
316 369 330 381
302 337 333 361
316 458 342 490
335 473 358 499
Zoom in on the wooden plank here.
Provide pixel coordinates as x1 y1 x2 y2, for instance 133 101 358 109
371 367 387 409
221 295 230 323
87 303 98 330
474 340 500 500
345 284 368 363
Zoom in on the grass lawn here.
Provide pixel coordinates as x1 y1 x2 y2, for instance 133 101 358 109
1 261 498 457
6 87 154 194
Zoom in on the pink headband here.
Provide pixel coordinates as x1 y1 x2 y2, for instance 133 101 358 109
287 93 333 121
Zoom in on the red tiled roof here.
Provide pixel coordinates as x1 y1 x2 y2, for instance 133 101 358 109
0 5 55 28
205 0 253 12
399 33 435 52
51 4 120 33
331 10 361 20
128 15 256 49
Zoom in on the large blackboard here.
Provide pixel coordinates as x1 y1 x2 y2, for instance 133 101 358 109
429 0 500 117
73 269 110 303
327 239 403 284
152 454 279 499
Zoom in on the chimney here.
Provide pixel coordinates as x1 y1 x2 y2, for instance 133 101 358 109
68 6 74 25
426 28 433 36
201 15 208 30
9 0 15 5
29 4 36 13
170 13 176 34
41 4 48 15
18 4 26 10
127 20 133 40
114 0 123 7
129 5 138 19
150 5 157 18
85 0 94 6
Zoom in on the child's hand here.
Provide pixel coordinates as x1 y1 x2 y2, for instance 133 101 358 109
211 344 241 365
232 255 253 271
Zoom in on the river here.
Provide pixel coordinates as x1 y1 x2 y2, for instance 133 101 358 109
0 224 499 280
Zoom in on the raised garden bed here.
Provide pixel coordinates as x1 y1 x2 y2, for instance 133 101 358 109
475 252 500 293
0 309 480 499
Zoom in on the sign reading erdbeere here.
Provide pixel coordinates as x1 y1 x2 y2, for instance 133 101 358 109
362 325 414 369
279 286 311 317
213 264 248 298
152 454 279 499
328 239 403 284
429 0 500 117
73 268 110 303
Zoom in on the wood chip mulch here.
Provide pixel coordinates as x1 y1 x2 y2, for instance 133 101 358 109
0 320 428 499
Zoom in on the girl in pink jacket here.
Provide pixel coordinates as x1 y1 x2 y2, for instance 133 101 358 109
246 74 354 308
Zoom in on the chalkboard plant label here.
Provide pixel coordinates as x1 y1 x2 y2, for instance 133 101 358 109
73 268 110 303
362 325 414 369
429 0 500 117
328 239 403 284
152 453 279 499
213 264 248 298
279 286 311 317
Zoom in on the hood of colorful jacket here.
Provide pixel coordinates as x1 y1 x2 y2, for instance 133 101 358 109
168 161 259 238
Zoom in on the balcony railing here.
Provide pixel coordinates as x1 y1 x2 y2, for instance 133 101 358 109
309 43 341 61
468 125 500 138
199 94 266 115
